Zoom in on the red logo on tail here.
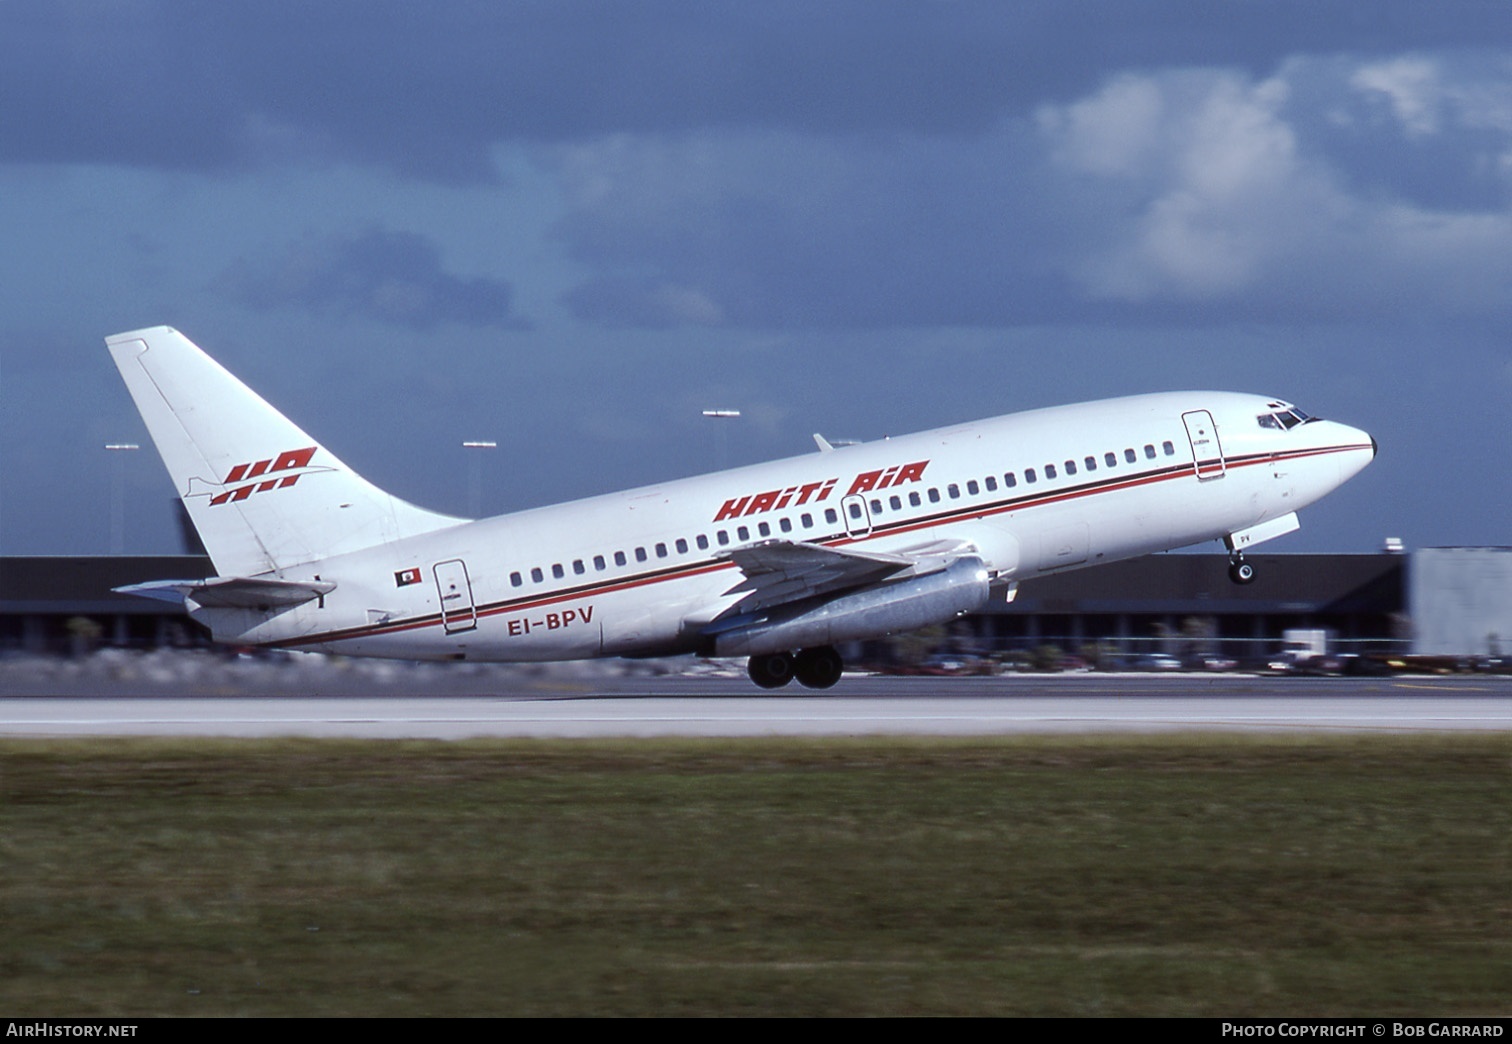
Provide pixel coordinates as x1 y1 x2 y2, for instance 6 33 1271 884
208 447 321 506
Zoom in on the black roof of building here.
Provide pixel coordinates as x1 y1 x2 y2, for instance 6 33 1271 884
988 553 1403 616
0 552 1406 619
0 556 215 615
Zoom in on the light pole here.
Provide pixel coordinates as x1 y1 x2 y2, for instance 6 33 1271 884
462 441 497 518
105 443 139 554
701 409 741 471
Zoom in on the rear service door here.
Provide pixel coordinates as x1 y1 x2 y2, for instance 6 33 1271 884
433 558 478 634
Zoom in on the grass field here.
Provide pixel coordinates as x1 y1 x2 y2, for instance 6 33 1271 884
2 735 1509 1016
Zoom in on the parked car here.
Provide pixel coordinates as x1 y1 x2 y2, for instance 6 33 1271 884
1128 653 1183 671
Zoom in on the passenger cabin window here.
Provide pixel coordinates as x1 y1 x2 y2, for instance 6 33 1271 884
1125 448 1137 463
1064 460 1076 475
614 551 627 566
573 559 585 575
967 480 979 495
1163 440 1175 456
593 555 606 570
510 571 522 587
825 508 839 524
737 525 750 541
948 483 960 498
675 538 688 553
1085 456 1097 471
696 535 709 550
909 491 922 506
1105 452 1117 467
757 522 770 537
985 476 998 492
928 488 941 503
531 567 543 583
635 547 647 562
655 543 667 558
779 518 792 533
1045 464 1057 479
1144 444 1156 459
1005 473 1017 488
1025 468 1036 483
552 563 564 579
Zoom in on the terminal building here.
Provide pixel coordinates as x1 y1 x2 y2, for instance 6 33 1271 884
3 548 1468 663
1409 548 1512 658
962 550 1408 664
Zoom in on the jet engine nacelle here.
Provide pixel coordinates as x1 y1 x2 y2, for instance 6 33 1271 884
709 555 990 658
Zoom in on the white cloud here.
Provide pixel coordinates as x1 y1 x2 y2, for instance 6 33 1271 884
1351 57 1444 137
1347 53 1512 158
1039 59 1512 314
1039 75 1166 176
1044 70 1331 300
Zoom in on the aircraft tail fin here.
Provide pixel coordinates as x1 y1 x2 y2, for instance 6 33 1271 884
106 326 464 576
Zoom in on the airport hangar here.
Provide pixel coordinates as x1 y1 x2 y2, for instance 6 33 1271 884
8 547 1503 663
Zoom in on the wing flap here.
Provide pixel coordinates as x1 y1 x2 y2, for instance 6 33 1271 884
716 538 970 612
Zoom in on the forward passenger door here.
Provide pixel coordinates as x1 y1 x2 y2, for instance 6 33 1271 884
1182 410 1226 480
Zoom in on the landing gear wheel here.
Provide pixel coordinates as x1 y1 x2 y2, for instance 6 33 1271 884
793 646 844 690
747 652 795 689
1228 559 1256 585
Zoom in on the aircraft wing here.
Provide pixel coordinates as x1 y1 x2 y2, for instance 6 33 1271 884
717 538 969 612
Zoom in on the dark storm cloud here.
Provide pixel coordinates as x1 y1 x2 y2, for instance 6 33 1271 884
4 0 1511 178
222 228 526 329
9 1 1511 332
553 53 1512 331
552 127 1087 329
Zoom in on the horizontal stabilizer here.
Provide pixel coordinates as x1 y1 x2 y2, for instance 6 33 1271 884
115 576 336 609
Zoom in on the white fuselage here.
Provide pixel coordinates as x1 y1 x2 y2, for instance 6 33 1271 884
205 391 1374 661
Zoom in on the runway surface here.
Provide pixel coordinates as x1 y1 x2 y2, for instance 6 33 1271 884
5 673 1512 738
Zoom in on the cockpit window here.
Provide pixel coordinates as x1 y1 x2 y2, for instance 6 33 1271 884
1258 407 1317 430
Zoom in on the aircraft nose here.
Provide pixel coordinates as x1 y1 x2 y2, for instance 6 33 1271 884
1332 422 1376 483
1339 421 1374 455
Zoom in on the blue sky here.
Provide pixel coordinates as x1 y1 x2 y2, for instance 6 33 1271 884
3 1 1509 556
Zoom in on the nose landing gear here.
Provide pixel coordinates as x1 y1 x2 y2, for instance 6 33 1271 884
1228 553 1256 585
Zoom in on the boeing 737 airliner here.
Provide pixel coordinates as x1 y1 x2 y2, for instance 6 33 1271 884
107 327 1375 688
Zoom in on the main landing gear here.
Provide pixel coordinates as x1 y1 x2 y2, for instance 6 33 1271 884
746 646 844 690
